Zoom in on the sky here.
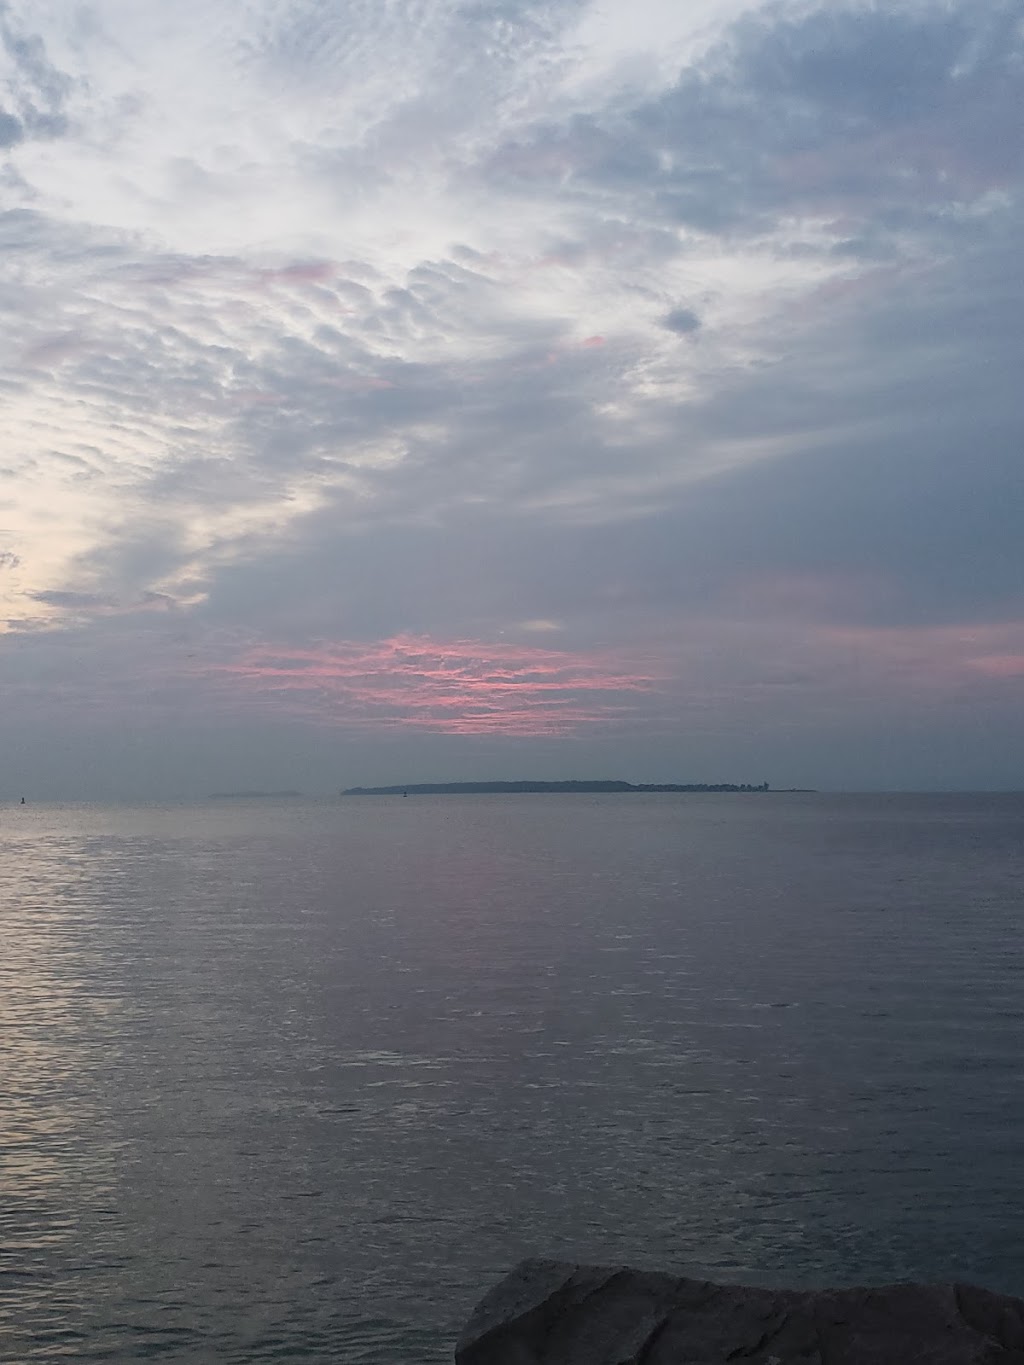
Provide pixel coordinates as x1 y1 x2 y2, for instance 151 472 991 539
1 0 1022 798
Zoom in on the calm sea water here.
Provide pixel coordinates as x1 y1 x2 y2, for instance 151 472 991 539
1 793 1023 1362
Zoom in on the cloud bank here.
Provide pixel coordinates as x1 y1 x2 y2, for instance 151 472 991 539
1 0 1021 794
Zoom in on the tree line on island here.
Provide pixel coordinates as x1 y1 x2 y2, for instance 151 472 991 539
341 780 775 795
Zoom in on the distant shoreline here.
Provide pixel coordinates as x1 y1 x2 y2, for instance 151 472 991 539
340 780 811 796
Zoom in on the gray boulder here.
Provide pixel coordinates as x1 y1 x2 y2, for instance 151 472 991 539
456 1259 1024 1364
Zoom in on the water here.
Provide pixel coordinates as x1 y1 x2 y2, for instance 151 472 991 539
1 793 1022 1362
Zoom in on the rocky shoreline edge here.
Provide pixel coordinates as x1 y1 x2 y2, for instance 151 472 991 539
456 1258 1024 1363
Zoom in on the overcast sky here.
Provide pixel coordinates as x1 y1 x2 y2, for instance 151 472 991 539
1 0 1021 797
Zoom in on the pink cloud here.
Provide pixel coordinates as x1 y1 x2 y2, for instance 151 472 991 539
726 570 892 621
22 333 87 369
966 653 1024 679
819 623 1024 692
212 633 658 734
258 261 336 285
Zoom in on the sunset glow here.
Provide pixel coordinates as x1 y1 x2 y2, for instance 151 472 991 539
216 636 657 735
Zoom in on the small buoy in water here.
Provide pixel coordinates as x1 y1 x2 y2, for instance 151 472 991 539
20 796 26 804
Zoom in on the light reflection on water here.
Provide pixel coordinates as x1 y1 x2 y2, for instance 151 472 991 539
1 794 1023 1362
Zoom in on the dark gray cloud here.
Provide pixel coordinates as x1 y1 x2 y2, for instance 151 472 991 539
0 106 19 144
0 3 71 142
28 589 113 609
485 0 1023 244
663 306 701 334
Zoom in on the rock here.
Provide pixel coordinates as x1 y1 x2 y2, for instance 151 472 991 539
455 1259 1024 1364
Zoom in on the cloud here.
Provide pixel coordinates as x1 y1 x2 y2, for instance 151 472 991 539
212 633 658 735
28 589 113 609
485 0 1023 243
662 306 701 334
0 0 1021 790
0 2 71 144
0 107 19 145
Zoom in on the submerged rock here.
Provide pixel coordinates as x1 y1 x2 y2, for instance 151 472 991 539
456 1258 1024 1364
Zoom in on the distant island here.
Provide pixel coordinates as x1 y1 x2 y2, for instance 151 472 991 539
341 780 776 795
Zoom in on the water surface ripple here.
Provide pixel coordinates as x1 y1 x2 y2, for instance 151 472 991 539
1 793 1022 1361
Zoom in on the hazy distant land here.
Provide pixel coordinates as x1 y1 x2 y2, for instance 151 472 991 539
341 780 785 795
